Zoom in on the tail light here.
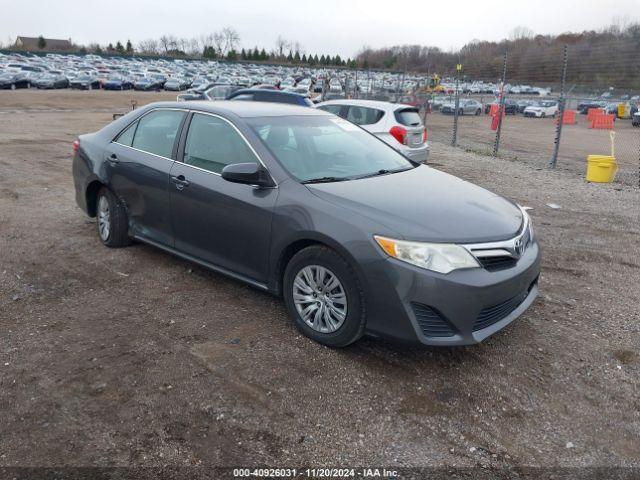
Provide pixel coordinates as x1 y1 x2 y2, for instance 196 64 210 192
73 139 80 154
389 126 407 145
423 128 428 142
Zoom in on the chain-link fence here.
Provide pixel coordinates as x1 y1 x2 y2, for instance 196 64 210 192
328 44 639 186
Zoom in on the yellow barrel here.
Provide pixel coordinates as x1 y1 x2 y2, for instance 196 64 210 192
586 155 617 183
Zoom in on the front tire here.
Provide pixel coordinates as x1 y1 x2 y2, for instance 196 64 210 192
283 246 365 347
96 187 130 248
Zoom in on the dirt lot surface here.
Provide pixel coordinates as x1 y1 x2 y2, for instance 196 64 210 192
1 91 639 473
426 106 639 186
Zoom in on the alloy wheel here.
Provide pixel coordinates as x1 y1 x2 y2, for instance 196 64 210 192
97 196 111 241
293 265 347 333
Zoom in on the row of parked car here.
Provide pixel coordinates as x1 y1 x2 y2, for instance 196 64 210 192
431 95 640 120
0 51 428 96
430 97 561 118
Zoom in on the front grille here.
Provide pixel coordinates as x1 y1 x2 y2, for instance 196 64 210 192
473 282 535 332
411 303 457 337
478 256 518 271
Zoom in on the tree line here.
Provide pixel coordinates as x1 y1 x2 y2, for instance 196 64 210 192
355 22 640 89
17 28 357 68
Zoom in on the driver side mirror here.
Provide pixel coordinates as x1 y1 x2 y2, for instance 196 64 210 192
221 163 275 187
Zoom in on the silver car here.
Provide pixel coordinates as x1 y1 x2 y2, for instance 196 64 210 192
316 99 429 163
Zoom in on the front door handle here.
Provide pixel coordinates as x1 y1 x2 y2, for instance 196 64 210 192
171 175 190 189
107 153 119 163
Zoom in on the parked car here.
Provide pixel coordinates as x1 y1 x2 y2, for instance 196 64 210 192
164 77 191 91
632 111 640 127
577 100 607 114
103 76 133 91
317 99 429 163
516 99 536 114
227 88 313 106
70 75 101 90
72 101 540 347
441 99 483 115
523 101 558 118
177 84 242 102
134 75 165 91
484 99 518 115
0 72 31 89
33 74 69 89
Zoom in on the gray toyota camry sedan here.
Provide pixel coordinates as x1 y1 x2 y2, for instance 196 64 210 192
72 101 540 347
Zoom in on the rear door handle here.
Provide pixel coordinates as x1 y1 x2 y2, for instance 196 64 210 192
171 175 190 189
106 153 119 163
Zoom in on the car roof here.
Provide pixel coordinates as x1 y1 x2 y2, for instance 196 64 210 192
317 99 414 111
150 100 327 118
232 88 307 98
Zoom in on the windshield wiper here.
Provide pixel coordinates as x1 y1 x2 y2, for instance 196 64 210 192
301 176 350 184
353 167 413 180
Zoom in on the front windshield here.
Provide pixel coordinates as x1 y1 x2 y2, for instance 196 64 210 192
247 115 415 183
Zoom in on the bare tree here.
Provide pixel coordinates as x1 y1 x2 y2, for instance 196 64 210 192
138 39 160 55
213 32 226 56
222 27 240 56
275 35 289 59
509 26 535 41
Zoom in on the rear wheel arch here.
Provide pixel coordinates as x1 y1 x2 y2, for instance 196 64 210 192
85 180 105 217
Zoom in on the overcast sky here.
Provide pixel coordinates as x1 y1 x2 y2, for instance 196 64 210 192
3 0 639 57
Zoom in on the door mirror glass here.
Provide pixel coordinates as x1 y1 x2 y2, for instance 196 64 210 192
221 163 274 187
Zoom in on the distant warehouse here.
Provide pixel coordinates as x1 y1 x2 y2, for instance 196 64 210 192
13 36 74 51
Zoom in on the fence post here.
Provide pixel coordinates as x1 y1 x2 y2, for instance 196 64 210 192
452 65 461 146
550 45 569 168
493 52 508 156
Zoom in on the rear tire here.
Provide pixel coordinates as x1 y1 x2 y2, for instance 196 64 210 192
96 187 131 248
283 245 365 347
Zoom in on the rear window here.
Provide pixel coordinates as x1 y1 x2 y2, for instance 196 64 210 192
394 108 422 126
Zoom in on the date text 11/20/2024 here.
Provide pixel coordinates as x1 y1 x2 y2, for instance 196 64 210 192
233 468 399 478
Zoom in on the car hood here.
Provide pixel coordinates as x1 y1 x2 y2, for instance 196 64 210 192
307 166 523 243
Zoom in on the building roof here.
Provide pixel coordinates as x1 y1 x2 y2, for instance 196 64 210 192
14 37 73 51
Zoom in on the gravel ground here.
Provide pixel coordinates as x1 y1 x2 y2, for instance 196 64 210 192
0 91 639 475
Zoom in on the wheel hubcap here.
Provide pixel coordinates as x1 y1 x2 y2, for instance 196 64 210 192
293 265 347 333
97 196 111 241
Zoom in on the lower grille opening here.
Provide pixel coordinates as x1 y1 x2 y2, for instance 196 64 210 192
411 303 457 338
473 280 537 332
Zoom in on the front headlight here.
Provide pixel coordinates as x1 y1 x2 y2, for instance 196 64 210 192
374 236 480 274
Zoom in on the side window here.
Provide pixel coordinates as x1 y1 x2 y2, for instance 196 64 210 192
115 121 137 146
183 113 258 174
318 104 343 116
131 110 186 158
346 106 384 125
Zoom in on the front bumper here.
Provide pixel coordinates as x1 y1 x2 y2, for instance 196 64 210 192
363 240 541 346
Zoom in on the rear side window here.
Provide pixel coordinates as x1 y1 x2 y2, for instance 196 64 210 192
346 106 384 125
131 110 186 158
115 122 137 146
183 113 258 174
394 108 422 126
